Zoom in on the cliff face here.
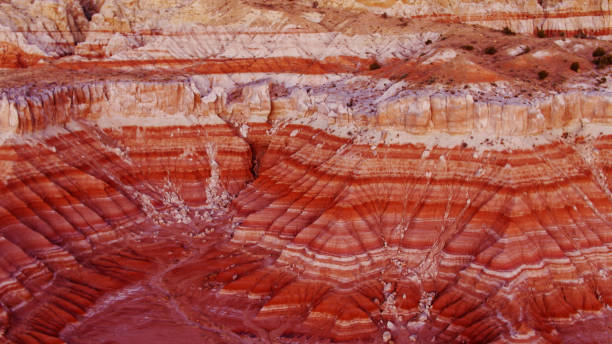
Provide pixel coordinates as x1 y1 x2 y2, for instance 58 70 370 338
326 0 612 37
0 74 610 344
0 1 611 344
3 77 611 136
0 0 89 60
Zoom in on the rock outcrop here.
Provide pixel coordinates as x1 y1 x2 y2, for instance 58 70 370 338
0 0 89 61
327 0 612 37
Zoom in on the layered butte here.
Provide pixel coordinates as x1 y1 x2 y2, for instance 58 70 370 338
0 1 611 344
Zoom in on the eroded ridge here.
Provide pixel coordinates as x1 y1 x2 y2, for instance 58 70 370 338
0 73 609 343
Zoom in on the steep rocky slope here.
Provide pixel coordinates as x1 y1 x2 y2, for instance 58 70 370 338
0 1 611 344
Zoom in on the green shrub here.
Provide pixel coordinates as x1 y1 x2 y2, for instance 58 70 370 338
574 30 587 39
593 47 606 57
570 62 580 72
538 70 549 80
594 54 612 68
484 46 497 55
369 61 382 70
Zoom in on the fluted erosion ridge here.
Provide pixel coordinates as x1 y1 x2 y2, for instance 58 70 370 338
0 80 221 134
0 73 610 343
2 76 611 137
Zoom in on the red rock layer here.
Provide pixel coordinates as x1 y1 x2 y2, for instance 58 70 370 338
0 43 43 68
0 119 610 343
414 11 612 37
189 123 611 343
0 122 253 342
48 56 371 75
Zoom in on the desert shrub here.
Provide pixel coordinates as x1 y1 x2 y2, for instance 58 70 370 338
502 27 515 35
536 29 546 38
538 70 549 80
594 54 612 68
460 45 474 51
574 30 587 39
425 39 432 45
369 61 382 70
570 62 580 72
593 47 606 57
484 46 497 55
312 1 318 8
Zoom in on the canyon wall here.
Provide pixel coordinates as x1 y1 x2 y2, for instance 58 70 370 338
0 72 609 344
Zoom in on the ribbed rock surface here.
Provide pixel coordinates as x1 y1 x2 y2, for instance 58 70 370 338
0 75 608 343
225 123 612 343
0 122 253 343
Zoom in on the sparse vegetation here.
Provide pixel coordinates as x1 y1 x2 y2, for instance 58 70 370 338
502 27 515 35
369 61 382 70
574 30 587 39
592 47 606 57
570 62 580 72
381 12 388 18
425 39 432 45
519 46 531 55
484 46 497 55
460 45 474 51
593 54 612 68
536 29 546 38
312 1 318 8
538 70 549 80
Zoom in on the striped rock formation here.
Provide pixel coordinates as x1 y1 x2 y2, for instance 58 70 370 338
326 0 612 38
0 1 611 344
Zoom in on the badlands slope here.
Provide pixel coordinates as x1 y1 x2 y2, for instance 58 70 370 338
0 1 611 343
